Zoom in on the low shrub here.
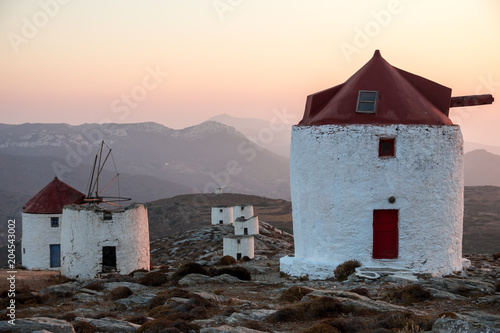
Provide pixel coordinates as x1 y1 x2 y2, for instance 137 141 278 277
139 272 169 287
128 268 149 277
348 287 369 297
318 317 368 332
149 305 177 318
375 313 422 332
280 286 314 303
241 256 252 262
216 255 237 266
58 312 77 322
170 319 200 332
104 274 137 283
212 266 251 281
269 297 347 323
148 289 193 310
158 265 170 273
300 323 340 333
386 285 432 305
73 321 98 333
495 281 500 292
171 263 210 283
124 315 149 325
334 260 361 281
492 252 500 260
243 320 271 332
137 319 175 333
108 286 133 300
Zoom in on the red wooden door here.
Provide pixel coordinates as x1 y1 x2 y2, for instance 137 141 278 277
373 210 398 259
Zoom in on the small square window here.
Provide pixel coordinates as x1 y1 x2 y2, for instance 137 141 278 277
379 138 395 157
103 211 113 220
51 217 59 227
356 90 378 113
219 208 223 213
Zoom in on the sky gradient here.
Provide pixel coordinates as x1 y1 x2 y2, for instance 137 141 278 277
1 0 499 145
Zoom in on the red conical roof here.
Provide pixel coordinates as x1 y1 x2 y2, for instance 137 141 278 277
23 177 85 214
299 50 453 126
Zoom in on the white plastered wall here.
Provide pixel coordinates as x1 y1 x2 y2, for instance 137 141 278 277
61 203 150 280
234 216 259 236
21 213 62 270
233 205 254 221
223 236 255 259
211 207 234 225
281 124 464 279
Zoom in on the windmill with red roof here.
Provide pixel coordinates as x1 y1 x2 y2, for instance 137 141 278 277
281 50 494 279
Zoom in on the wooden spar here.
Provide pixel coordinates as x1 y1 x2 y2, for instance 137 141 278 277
87 154 98 198
98 174 119 196
450 94 494 108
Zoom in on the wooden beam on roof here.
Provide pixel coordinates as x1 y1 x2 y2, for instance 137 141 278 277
450 94 494 108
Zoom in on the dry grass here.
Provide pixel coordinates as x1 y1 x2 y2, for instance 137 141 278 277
385 285 432 306
216 255 237 266
280 286 314 303
73 321 98 333
269 297 347 323
83 281 104 291
138 272 169 287
334 260 361 281
108 286 133 300
211 266 252 281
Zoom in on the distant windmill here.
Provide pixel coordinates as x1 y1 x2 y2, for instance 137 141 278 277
83 140 131 207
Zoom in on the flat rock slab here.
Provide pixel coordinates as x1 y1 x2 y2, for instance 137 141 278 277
303 290 428 315
0 317 75 333
201 325 267 333
179 273 245 286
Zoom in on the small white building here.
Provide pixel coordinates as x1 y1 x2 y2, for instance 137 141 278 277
281 50 466 279
22 177 85 270
233 204 254 221
61 203 150 280
234 216 259 236
211 206 234 225
223 235 254 260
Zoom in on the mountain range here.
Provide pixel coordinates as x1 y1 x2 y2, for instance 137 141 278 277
0 118 498 237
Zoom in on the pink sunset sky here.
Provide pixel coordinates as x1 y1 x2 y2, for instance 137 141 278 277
0 0 499 145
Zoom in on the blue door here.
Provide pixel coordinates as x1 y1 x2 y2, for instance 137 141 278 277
50 244 61 267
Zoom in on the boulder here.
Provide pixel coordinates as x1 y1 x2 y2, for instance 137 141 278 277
114 292 157 309
0 317 75 333
40 283 77 297
178 273 212 286
74 317 140 333
432 311 500 333
210 274 245 284
226 309 277 324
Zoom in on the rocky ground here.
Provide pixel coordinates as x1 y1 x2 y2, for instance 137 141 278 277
1 222 499 333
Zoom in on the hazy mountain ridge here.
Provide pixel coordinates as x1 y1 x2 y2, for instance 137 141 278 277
0 121 290 237
464 149 500 186
209 113 293 158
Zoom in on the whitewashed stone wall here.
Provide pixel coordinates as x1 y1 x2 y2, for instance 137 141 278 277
234 216 259 236
223 236 254 259
233 205 254 221
281 124 464 279
211 206 234 225
21 213 62 270
61 203 150 280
